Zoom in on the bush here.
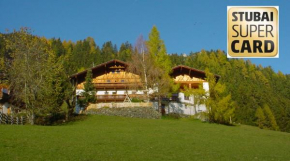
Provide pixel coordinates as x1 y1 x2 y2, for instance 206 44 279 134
131 98 143 102
12 112 27 118
163 113 182 119
34 113 66 125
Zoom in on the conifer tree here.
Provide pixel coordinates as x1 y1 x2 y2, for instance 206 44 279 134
147 25 171 73
205 69 235 125
255 107 266 129
146 26 173 111
263 104 279 131
79 69 96 107
43 51 73 121
118 42 132 61
84 69 94 92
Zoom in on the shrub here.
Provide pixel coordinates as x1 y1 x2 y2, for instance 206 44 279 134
34 113 66 125
163 113 182 119
131 98 143 102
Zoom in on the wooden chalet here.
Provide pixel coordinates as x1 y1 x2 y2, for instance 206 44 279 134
70 60 144 102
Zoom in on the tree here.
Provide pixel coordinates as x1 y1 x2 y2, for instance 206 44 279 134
0 33 9 84
128 35 151 102
263 104 279 131
50 38 65 57
129 31 176 107
147 25 171 73
205 69 235 125
84 69 95 94
118 41 132 61
101 41 116 62
255 107 266 129
146 26 174 111
5 28 51 124
5 28 72 124
79 69 96 108
43 52 74 122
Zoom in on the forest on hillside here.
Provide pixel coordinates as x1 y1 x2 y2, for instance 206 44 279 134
0 28 290 132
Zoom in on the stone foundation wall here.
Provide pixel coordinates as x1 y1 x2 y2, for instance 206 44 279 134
87 102 153 110
85 107 161 119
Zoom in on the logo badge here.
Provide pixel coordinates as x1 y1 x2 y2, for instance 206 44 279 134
227 6 279 58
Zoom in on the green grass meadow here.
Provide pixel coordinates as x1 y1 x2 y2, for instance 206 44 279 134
1 115 290 161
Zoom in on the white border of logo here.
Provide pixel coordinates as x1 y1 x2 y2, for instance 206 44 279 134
227 6 279 58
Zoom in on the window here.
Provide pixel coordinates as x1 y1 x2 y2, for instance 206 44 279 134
172 93 178 97
121 80 125 83
171 93 179 101
116 70 120 74
184 96 189 100
107 80 111 83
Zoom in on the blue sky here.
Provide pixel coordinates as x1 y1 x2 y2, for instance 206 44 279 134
1 0 289 73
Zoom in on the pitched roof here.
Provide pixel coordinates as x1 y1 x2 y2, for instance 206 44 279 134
171 65 220 81
70 59 128 83
70 59 128 78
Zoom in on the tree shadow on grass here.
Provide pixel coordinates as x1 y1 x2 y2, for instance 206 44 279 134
48 114 90 126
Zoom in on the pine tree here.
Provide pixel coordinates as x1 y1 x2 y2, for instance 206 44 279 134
146 26 173 111
101 41 116 62
43 51 73 121
255 107 266 129
205 69 235 125
118 42 132 61
84 69 95 92
147 25 171 73
263 104 279 131
79 69 96 108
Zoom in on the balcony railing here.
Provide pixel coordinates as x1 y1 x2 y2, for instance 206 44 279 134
95 94 148 103
94 83 143 89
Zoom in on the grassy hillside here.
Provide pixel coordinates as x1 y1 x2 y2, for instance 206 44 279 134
1 115 290 161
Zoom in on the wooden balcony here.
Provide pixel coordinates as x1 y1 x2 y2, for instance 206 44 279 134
96 94 147 103
94 83 143 89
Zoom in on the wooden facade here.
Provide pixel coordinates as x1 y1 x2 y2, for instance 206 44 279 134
77 71 142 90
70 60 144 102
171 65 220 90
